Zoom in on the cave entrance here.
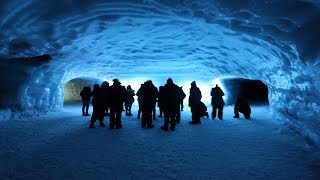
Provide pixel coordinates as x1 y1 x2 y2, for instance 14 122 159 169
63 77 103 105
221 78 269 105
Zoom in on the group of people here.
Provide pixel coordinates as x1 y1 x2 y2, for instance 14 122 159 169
79 78 252 131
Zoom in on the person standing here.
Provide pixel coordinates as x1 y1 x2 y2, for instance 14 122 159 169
108 79 127 129
137 80 157 128
100 81 110 116
89 84 106 128
211 84 225 120
151 82 158 120
189 81 202 124
80 86 92 116
157 86 164 118
125 85 135 116
161 78 180 131
175 85 186 123
180 86 185 111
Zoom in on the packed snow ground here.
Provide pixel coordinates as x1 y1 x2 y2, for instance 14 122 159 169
1 104 320 179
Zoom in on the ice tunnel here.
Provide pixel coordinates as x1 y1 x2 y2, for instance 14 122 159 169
0 0 320 146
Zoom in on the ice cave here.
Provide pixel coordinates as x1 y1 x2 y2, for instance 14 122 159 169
1 0 320 179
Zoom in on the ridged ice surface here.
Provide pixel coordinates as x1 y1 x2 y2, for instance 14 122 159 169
0 105 319 179
0 1 319 145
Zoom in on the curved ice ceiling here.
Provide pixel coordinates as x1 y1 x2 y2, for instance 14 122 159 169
0 0 320 145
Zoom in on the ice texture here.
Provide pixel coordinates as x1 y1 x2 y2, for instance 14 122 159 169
0 0 319 146
0 105 319 179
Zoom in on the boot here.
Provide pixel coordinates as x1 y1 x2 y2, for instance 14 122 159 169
116 124 123 129
161 126 168 131
205 112 209 118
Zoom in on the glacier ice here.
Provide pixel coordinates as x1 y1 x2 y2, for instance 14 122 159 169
0 0 319 146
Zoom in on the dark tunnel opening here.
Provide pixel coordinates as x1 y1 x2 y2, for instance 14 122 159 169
221 78 269 105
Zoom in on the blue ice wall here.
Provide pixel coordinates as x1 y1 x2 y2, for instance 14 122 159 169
0 0 319 145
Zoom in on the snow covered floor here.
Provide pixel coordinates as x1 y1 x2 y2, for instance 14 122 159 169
1 104 320 179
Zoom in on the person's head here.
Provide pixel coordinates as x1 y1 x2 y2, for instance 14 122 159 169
127 85 131 89
113 78 121 85
167 78 173 85
146 80 153 87
216 84 219 87
101 81 109 87
93 84 100 89
191 81 196 87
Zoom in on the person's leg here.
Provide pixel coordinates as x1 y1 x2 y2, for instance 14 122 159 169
141 108 147 128
205 111 209 118
161 111 169 130
146 108 154 128
169 112 176 130
218 106 223 120
85 101 90 116
109 107 116 129
97 107 105 127
115 110 122 128
124 102 128 115
176 107 181 123
138 103 142 119
189 106 199 124
82 102 85 115
212 106 217 119
82 102 86 116
90 106 98 128
195 111 201 124
239 108 250 119
152 104 156 120
105 104 110 116
180 100 184 111
158 107 163 117
128 102 133 115
234 106 240 118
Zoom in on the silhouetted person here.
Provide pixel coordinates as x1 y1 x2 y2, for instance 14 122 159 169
175 85 186 123
180 86 185 111
109 79 127 129
200 101 209 118
137 84 143 119
151 82 159 120
125 85 135 116
100 81 110 116
161 78 180 131
234 97 251 119
157 86 164 118
189 81 202 124
211 84 224 120
90 84 106 128
80 86 91 116
137 80 157 128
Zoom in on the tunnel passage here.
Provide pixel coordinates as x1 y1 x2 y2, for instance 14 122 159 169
0 0 319 146
64 77 102 104
222 78 269 105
